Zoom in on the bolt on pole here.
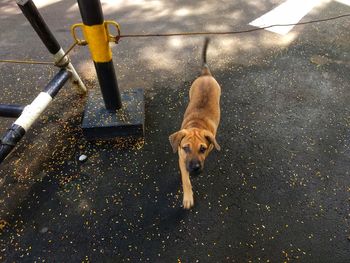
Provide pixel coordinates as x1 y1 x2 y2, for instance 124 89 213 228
76 0 122 111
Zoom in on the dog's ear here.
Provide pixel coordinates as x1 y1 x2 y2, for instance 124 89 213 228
204 131 221 151
169 129 187 153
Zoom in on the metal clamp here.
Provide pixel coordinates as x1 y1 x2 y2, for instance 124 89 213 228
71 23 87 46
104 20 121 43
71 21 121 45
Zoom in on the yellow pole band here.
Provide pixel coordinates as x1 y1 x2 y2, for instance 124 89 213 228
83 24 112 63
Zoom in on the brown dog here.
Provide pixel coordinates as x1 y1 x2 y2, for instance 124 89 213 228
169 38 221 209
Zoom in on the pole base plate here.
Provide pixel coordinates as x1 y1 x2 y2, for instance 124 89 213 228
81 88 144 140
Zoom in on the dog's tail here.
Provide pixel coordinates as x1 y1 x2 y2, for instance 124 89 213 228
201 37 211 76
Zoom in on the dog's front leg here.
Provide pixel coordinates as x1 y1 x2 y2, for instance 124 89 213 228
179 158 194 209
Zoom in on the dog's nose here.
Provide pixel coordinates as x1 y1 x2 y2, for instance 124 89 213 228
189 160 202 172
193 163 201 171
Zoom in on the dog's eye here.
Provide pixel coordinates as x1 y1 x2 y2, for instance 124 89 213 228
199 145 207 153
182 146 190 153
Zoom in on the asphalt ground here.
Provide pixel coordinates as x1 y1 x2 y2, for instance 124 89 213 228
0 0 350 262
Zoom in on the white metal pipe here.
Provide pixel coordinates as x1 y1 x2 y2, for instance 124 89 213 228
14 92 52 131
54 48 87 93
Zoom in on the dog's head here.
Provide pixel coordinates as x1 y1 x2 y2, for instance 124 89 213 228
169 128 220 175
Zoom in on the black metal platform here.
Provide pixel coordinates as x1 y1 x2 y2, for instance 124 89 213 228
81 88 144 140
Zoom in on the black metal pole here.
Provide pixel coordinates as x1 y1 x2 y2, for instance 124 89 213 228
16 0 86 93
43 69 72 97
0 69 71 164
77 0 122 111
16 0 60 54
0 104 25 118
0 124 26 164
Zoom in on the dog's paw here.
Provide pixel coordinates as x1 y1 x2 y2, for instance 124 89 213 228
183 193 194 209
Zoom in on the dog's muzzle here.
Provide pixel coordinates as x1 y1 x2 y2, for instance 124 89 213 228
187 160 202 176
